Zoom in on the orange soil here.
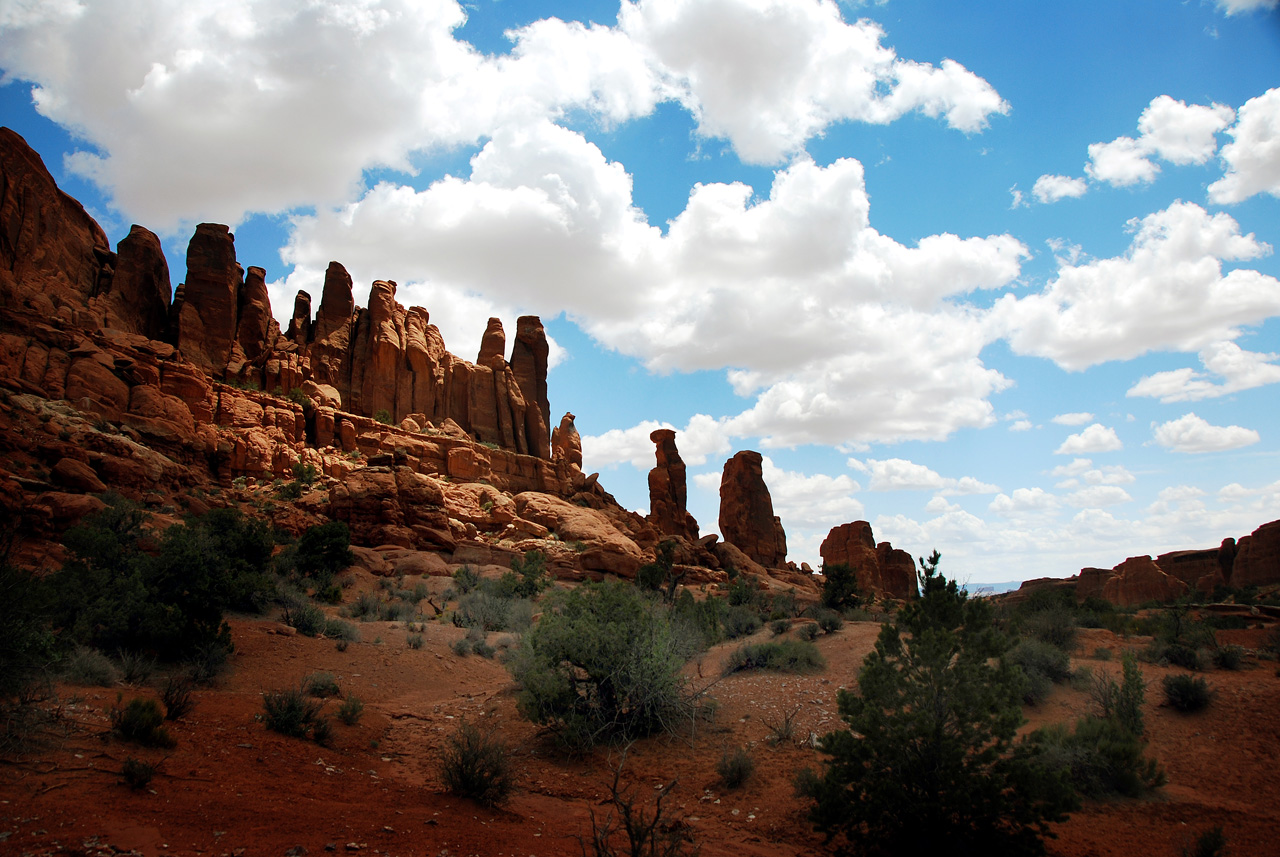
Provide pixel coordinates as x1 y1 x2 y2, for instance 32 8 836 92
3 581 1279 857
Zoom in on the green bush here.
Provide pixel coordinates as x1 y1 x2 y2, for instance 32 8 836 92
1031 715 1166 798
65 647 119 687
723 639 825 675
722 605 762 639
116 649 155 685
455 591 521 632
769 618 790 636
161 675 196 721
820 562 863 611
50 500 275 659
323 618 360 642
0 529 56 708
111 696 175 748
796 622 820 642
282 599 327 637
509 581 695 751
121 756 155 790
1006 639 1073 706
304 671 341 698
337 695 364 726
373 409 393 425
439 720 512 807
1089 652 1147 738
1212 644 1244 670
287 387 310 408
800 551 1076 855
292 461 319 485
452 566 479 594
407 633 424 650
717 745 755 789
285 521 355 591
1162 674 1212 712
816 609 844 634
261 686 324 738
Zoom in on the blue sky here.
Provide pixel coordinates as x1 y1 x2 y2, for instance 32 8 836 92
3 0 1279 583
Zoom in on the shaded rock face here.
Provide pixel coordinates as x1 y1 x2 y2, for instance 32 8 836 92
0 127 111 319
1232 520 1280 588
510 316 551 458
819 520 917 600
1101 556 1189 607
177 224 241 375
718 450 787 568
102 225 171 340
647 429 699 542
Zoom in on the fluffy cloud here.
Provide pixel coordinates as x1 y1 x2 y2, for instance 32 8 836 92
1085 95 1234 187
285 135 1026 448
994 202 1280 370
1009 419 1033 432
1126 340 1280 402
1051 412 1094 426
1152 413 1260 453
1032 174 1087 203
581 413 733 471
1055 423 1122 455
1209 87 1280 204
849 457 997 495
619 0 1007 164
0 0 1008 229
989 487 1060 517
1064 485 1132 508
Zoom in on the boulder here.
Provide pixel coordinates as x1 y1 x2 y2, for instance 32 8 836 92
51 457 106 493
818 521 917 600
552 412 582 469
647 429 700 542
718 450 786 568
514 492 644 578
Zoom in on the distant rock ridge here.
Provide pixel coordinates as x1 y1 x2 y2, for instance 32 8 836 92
1012 519 1280 606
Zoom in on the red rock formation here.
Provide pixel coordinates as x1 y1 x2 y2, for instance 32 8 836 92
511 316 551 458
477 317 506 369
101 225 171 340
1232 520 1280 588
314 261 355 343
176 224 240 376
0 126 110 317
718 450 787 569
1075 568 1110 602
285 291 312 345
1101 556 1189 607
552 412 582 469
647 429 699 542
818 520 917 600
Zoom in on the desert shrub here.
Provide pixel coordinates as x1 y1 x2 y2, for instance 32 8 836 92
160 675 196 721
439 720 512 807
281 598 327 637
111 696 175 748
292 461 319 485
1023 606 1078 653
185 640 228 685
261 686 324 738
287 387 310 408
455 591 517 632
50 500 275 659
723 639 825 675
763 706 801 746
509 581 695 751
770 590 798 619
276 481 303 501
1162 674 1213 712
1089 651 1147 737
337 695 364 725
65 647 119 687
452 566 479 595
116 649 155 685
1093 647 1113 661
799 551 1076 855
722 605 762 640
0 525 57 710
311 716 334 746
1181 826 1228 857
1212 644 1244 670
1031 716 1166 798
304 671 341 698
452 638 474 657
121 756 155 790
284 521 355 592
373 409 393 425
1153 641 1209 671
636 541 686 604
769 618 790 636
323 618 360 642
670 589 724 651
1006 639 1073 706
820 562 863 612
717 745 754 788
407 633 424 650
581 751 696 857
816 609 844 635
727 574 763 610
796 622 820 642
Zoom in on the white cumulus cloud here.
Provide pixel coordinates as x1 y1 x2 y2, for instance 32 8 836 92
1127 340 1280 402
1085 95 1234 188
1209 87 1280 204
1051 412 1094 426
1033 174 1087 203
582 413 733 471
1055 423 1122 455
851 457 998 495
994 202 1280 370
1152 413 1260 453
